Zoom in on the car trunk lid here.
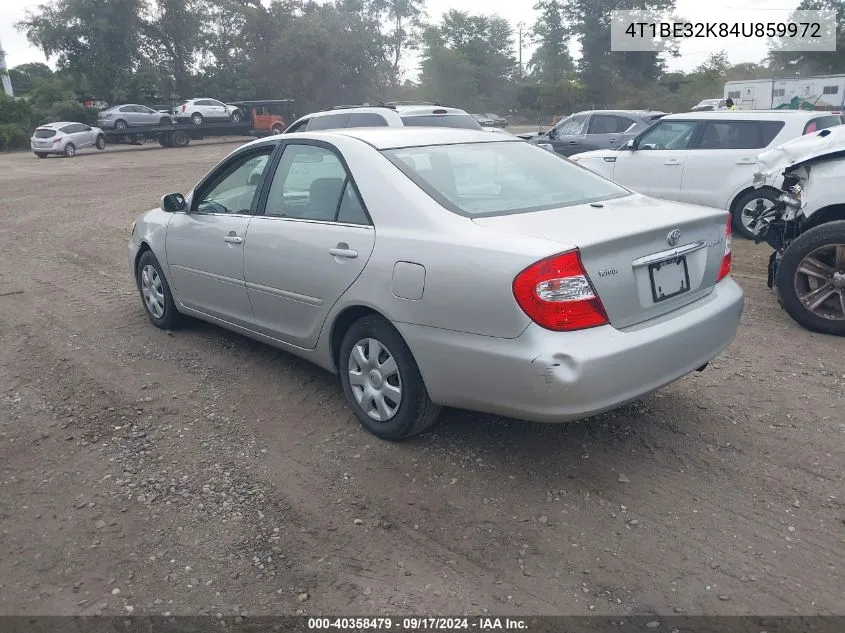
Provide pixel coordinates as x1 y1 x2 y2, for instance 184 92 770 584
472 194 729 329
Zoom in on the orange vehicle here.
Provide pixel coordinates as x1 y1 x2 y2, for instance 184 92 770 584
229 99 295 136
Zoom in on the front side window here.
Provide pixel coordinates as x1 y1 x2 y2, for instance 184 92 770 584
553 114 588 136
285 119 309 133
264 144 368 223
637 120 697 150
347 113 388 127
384 140 627 217
307 114 351 130
194 148 274 214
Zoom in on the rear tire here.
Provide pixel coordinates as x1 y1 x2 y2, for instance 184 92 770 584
115 119 128 130
63 143 76 158
95 135 106 150
35 153 48 159
171 130 190 147
775 220 845 336
338 315 440 440
158 133 173 147
136 250 184 330
159 117 171 126
191 113 203 126
731 188 780 240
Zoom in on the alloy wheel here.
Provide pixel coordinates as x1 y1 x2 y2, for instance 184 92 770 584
740 197 775 234
793 244 845 321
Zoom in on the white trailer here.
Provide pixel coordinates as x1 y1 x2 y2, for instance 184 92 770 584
725 75 845 110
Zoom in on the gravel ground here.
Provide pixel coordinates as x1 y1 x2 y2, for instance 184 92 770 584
0 138 843 617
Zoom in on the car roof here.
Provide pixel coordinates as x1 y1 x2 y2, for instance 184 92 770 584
297 127 517 150
665 110 833 120
39 122 76 128
306 104 470 118
575 109 664 117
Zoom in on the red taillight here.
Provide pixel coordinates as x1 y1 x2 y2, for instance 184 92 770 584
52 137 62 143
182 104 187 112
717 219 732 281
512 250 609 331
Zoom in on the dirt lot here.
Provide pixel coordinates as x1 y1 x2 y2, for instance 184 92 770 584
0 139 843 617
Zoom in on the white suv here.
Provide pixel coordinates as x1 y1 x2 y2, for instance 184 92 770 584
570 110 843 238
173 98 243 126
283 103 484 133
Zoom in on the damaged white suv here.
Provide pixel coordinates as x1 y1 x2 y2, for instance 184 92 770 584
752 124 845 335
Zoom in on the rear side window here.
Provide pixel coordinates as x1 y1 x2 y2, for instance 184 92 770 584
346 113 388 127
400 114 482 129
588 115 635 134
696 120 784 150
804 115 842 134
34 129 56 138
307 114 351 130
285 119 309 133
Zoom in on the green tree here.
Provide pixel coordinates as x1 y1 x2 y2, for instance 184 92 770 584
419 10 516 110
18 0 146 103
528 0 573 87
141 0 208 98
6 62 53 96
768 0 845 75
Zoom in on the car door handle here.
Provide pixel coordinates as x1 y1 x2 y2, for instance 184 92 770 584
224 235 243 244
329 243 358 259
568 141 578 145
736 158 755 165
609 139 619 144
664 159 683 166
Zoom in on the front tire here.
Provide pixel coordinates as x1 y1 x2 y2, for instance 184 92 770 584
35 152 48 159
775 220 845 336
136 250 184 330
230 110 242 123
95 135 106 150
339 315 440 440
191 113 203 126
63 143 76 158
731 188 780 240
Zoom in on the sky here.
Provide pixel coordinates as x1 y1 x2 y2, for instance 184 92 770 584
1 0 802 76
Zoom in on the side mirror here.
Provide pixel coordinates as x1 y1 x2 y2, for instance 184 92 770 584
625 138 636 150
161 192 187 213
547 128 557 140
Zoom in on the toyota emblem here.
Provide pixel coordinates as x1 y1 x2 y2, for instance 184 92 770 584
667 229 681 246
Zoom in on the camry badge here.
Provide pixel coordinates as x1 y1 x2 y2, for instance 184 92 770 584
667 229 681 247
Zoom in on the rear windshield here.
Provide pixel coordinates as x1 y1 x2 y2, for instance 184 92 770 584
383 141 628 217
33 129 56 138
804 115 843 134
400 114 482 130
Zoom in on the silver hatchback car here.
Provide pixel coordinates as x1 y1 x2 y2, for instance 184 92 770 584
128 128 744 440
31 122 106 158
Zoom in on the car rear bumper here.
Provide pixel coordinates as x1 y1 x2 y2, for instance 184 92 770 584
396 277 744 423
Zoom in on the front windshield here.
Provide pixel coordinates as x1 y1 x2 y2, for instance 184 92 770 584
383 140 628 217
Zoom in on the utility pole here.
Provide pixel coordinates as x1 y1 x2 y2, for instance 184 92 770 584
0 37 14 97
516 22 526 79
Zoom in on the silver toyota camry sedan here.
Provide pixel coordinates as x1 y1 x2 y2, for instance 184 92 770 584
128 128 744 440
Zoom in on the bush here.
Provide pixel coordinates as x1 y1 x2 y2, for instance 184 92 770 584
45 100 98 126
0 123 30 151
0 93 34 126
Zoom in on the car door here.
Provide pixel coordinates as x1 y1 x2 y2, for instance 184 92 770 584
135 105 159 125
244 142 375 348
680 119 783 208
68 124 95 148
164 144 277 328
207 99 229 120
548 113 589 155
611 119 698 200
583 114 636 151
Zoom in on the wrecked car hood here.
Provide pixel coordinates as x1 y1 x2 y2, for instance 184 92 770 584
756 124 845 183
